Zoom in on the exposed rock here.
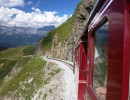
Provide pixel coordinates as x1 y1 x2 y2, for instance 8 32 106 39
4 64 21 82
47 0 96 61
34 40 43 56
32 70 65 100
27 78 33 84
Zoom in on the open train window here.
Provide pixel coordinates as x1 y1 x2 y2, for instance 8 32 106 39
92 22 108 99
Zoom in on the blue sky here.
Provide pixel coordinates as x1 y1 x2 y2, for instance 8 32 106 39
0 0 80 28
19 0 80 16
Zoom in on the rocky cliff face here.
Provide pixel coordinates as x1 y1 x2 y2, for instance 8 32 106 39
47 0 96 61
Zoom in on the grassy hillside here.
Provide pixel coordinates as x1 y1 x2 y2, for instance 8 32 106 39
0 45 61 99
0 46 46 100
0 59 17 85
0 57 46 98
41 13 76 52
0 45 35 59
0 46 35 86
0 46 35 95
23 46 35 56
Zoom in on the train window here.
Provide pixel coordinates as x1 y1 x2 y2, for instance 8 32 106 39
92 22 108 99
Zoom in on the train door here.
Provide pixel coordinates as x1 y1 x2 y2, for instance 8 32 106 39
79 41 87 80
78 40 87 100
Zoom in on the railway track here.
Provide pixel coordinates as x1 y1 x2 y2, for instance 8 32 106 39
47 57 74 70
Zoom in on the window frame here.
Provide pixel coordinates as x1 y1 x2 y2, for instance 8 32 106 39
88 17 109 99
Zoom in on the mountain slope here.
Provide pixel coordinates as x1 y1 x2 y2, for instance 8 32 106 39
0 47 62 99
40 1 95 61
0 46 35 59
40 13 76 52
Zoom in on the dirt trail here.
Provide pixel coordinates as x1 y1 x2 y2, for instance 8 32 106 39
36 56 78 100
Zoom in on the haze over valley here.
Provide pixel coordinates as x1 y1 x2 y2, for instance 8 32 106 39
0 25 55 48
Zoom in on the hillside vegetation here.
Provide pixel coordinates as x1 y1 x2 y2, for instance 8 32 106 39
0 45 62 99
0 46 35 59
40 13 76 52
0 46 35 87
0 57 46 99
0 46 41 98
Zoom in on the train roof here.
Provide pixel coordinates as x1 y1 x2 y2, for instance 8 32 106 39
82 0 104 36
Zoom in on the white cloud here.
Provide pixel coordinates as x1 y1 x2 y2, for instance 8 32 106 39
70 14 72 17
0 6 69 28
0 0 24 7
31 7 41 13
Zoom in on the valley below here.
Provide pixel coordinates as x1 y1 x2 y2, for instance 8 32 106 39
0 46 76 100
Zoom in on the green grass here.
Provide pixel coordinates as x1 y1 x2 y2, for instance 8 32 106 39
0 47 25 59
23 45 35 56
0 59 17 78
0 57 31 86
0 59 17 85
0 45 35 59
17 57 31 67
0 45 33 86
0 57 61 99
0 44 46 99
0 57 46 98
41 13 76 52
0 47 62 99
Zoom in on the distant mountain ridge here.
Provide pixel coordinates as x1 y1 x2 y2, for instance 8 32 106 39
0 25 55 48
37 26 55 31
0 25 55 35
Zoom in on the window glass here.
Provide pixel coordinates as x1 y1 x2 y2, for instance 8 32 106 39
93 22 108 99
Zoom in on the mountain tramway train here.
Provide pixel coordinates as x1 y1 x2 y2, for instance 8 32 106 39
74 0 130 100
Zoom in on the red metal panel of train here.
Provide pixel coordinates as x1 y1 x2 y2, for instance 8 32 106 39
75 0 130 100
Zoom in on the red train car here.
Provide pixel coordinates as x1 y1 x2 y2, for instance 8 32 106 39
75 0 130 100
